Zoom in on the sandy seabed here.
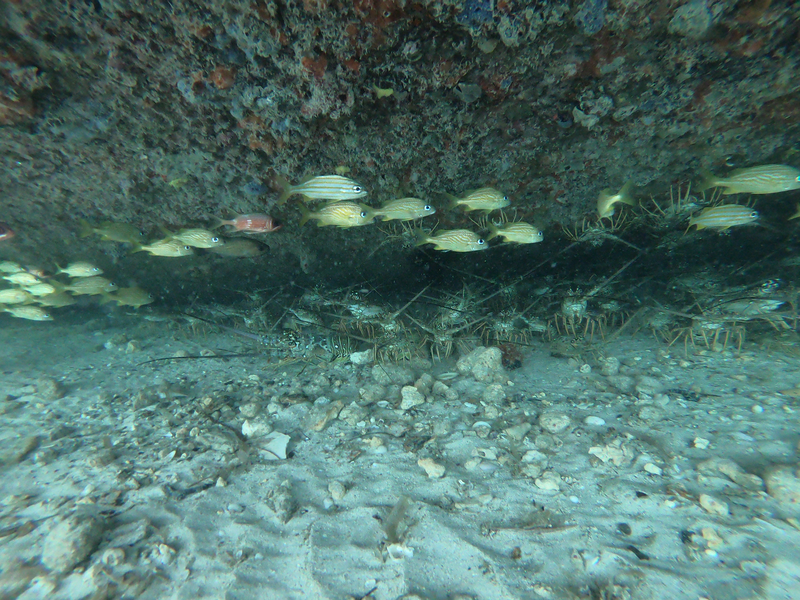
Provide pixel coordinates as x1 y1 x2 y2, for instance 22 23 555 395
2 310 800 600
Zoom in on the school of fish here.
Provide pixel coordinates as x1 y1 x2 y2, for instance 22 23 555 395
1 162 798 322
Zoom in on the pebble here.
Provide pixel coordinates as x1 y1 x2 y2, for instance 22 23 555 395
372 364 414 386
417 457 445 478
307 399 344 431
473 421 492 438
359 384 386 404
534 471 561 492
589 442 632 467
482 383 506 403
111 519 149 546
583 416 605 426
349 349 374 365
241 419 272 438
643 462 663 475
504 422 531 442
261 432 291 460
764 466 800 515
635 376 663 396
338 401 368 426
600 356 620 376
414 373 434 394
697 458 764 491
328 481 347 502
400 386 426 410
699 493 729 517
539 412 571 434
42 511 104 573
35 377 64 401
693 437 710 450
456 346 504 382
239 402 259 418
607 375 635 393
638 406 663 423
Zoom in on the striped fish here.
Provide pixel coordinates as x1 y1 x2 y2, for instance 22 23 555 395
0 288 32 304
371 198 436 221
449 188 510 213
170 228 224 248
299 202 374 228
415 229 488 252
65 276 117 296
700 164 800 195
487 222 543 244
277 174 367 203
4 305 52 321
688 205 759 231
133 238 195 257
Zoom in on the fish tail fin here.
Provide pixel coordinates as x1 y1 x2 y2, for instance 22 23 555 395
158 225 175 239
98 292 115 305
276 174 293 204
697 170 717 193
207 214 226 230
78 219 94 238
618 181 636 206
486 223 500 241
444 193 459 209
130 244 146 254
48 279 67 293
413 227 429 247
298 205 312 227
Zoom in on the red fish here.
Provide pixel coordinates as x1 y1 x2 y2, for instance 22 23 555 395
0 222 14 242
214 213 281 233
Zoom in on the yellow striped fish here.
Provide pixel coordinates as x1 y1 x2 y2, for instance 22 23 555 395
277 174 367 204
415 229 487 252
299 202 374 228
23 282 58 297
3 271 40 286
35 291 76 307
0 261 23 273
4 305 52 321
700 164 800 195
0 288 32 304
56 262 103 278
168 228 224 248
448 188 510 213
65 276 117 295
487 222 543 244
132 238 195 257
371 198 436 221
688 205 759 231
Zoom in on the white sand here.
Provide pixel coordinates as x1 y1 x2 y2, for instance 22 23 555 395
2 311 800 600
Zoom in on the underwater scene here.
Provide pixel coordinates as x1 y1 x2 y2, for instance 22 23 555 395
2 1 800 599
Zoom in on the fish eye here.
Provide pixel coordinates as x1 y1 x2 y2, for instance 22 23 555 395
353 186 363 193
424 205 432 211
212 237 220 242
184 245 191 250
503 196 508 202
477 238 485 245
360 211 368 218
750 211 758 217
383 10 392 17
